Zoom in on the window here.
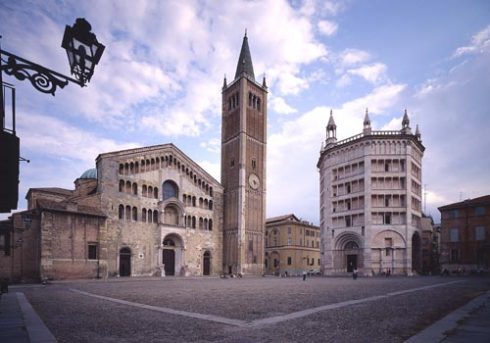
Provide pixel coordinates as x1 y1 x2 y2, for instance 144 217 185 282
385 213 391 225
288 238 292 245
449 209 459 219
345 216 351 227
475 226 485 241
118 205 124 219
450 228 459 242
88 243 98 260
252 159 256 169
162 180 178 200
475 207 485 216
318 259 321 265
287 257 292 265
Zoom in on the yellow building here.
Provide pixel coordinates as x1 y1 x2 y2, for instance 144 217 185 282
265 214 320 276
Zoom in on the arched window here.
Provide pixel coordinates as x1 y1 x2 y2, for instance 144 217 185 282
153 210 158 223
209 219 213 231
204 199 208 208
132 183 137 195
199 217 204 230
199 198 203 208
141 160 145 172
148 186 153 198
209 200 213 210
154 187 158 199
124 163 129 175
135 162 139 173
204 218 208 230
148 209 153 223
192 196 196 207
119 180 124 192
130 162 134 174
142 208 147 222
125 181 131 193
162 180 178 200
119 164 124 174
210 187 213 197
142 185 147 197
192 216 196 229
257 98 261 111
132 207 137 221
183 194 187 203
119 204 124 219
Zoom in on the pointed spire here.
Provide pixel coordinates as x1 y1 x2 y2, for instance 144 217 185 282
363 108 372 135
223 74 227 88
262 74 267 88
327 109 336 129
234 31 255 80
402 109 410 128
363 108 371 126
401 109 412 134
326 109 337 143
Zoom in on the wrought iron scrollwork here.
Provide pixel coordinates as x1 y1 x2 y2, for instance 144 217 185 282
1 50 80 96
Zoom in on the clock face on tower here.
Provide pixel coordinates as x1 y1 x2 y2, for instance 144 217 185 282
248 173 260 190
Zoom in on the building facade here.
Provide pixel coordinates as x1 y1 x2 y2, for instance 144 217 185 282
221 33 268 275
318 110 425 276
0 34 267 282
264 214 320 276
438 195 490 274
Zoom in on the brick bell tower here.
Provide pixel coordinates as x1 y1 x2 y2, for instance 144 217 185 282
221 32 267 275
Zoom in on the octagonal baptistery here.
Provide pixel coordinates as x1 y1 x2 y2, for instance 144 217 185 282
96 143 223 277
318 110 425 276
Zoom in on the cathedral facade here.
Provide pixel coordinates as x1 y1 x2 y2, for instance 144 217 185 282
318 110 425 276
0 34 267 282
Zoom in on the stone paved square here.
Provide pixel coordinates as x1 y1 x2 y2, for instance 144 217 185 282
14 276 490 342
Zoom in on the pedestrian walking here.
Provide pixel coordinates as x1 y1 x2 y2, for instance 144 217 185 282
353 268 358 280
302 270 307 281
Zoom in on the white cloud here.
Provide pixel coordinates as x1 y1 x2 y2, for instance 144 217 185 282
453 24 490 57
19 112 140 164
197 160 220 181
347 63 387 84
200 138 221 154
318 20 338 36
270 96 298 115
339 49 371 67
381 117 402 131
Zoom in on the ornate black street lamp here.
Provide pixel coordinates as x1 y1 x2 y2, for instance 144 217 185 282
0 18 105 213
1 17 105 96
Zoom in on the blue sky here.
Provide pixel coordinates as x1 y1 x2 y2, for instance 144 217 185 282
1 0 489 223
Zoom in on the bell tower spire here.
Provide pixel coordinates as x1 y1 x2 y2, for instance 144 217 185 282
234 31 255 80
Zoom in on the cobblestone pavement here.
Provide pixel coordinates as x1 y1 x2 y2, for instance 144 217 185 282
16 276 490 343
